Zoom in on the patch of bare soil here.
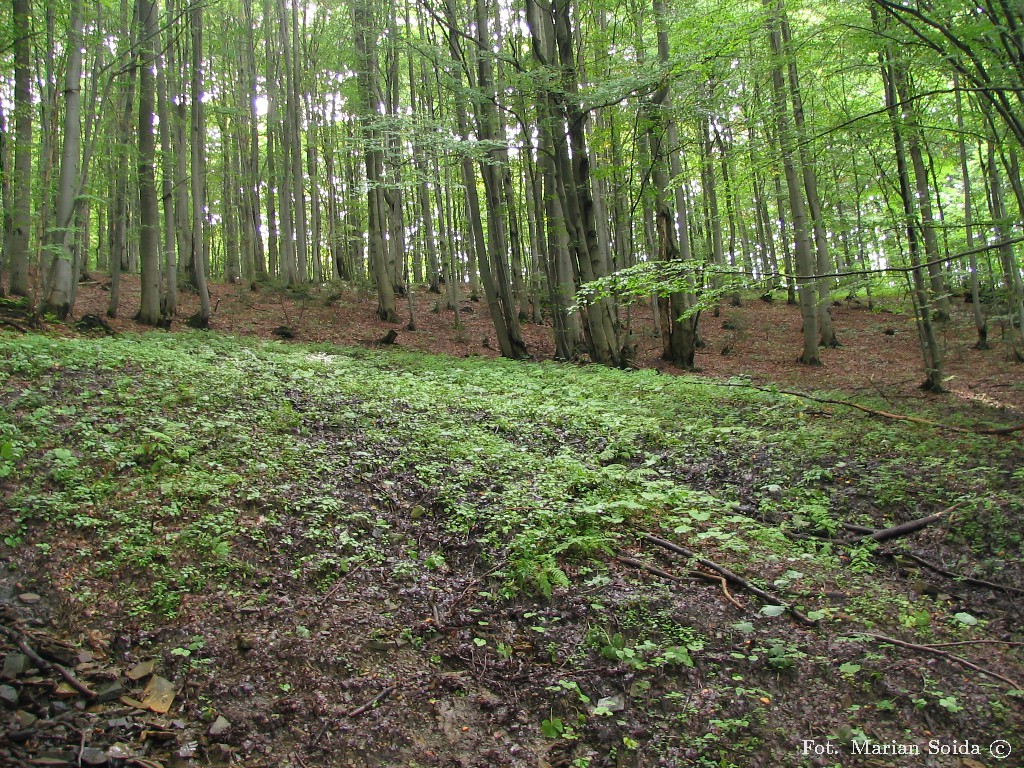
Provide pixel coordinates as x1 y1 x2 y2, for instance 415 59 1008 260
71 275 1024 420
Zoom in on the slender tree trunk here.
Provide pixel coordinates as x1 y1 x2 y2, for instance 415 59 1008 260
156 34 177 317
955 78 986 348
351 0 398 322
42 0 84 319
189 0 211 326
765 0 818 364
780 9 837 347
136 0 163 325
986 138 1024 359
650 0 698 367
876 10 944 391
5 0 33 297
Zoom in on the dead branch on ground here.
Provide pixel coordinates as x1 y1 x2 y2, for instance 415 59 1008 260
638 533 817 625
857 632 1022 691
717 382 1024 437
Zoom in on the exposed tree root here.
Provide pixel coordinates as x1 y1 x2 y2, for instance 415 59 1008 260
898 550 1024 596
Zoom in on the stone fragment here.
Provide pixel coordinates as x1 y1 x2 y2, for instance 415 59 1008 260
208 715 231 737
140 675 175 714
79 747 108 766
95 680 124 704
2 653 28 679
125 660 156 681
0 684 18 707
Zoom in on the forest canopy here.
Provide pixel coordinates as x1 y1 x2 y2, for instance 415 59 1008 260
0 0 1022 384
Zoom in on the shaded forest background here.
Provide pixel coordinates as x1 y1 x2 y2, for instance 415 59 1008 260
1 0 1023 389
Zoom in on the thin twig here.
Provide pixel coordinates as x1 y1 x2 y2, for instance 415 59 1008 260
615 554 743 608
716 382 1024 437
857 632 1022 690
900 551 1024 595
639 533 817 625
346 685 396 718
925 640 1024 649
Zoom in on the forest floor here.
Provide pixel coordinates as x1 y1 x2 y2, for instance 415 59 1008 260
71 273 1024 415
0 279 1022 768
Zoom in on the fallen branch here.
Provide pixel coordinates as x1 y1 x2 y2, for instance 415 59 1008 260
856 632 1022 690
615 555 678 583
0 318 30 333
899 551 1024 596
639 533 817 626
853 502 961 544
925 640 1024 649
346 685 396 717
717 382 1024 437
0 624 96 699
615 555 744 609
840 522 877 535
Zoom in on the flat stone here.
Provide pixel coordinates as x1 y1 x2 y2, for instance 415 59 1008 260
2 653 28 679
94 680 124 704
28 750 74 765
140 675 175 714
16 709 37 727
105 743 133 761
79 747 108 766
208 715 231 737
17 592 41 605
125 660 156 681
0 684 18 708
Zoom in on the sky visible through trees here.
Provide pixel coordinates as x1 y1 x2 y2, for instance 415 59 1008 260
0 0 1022 382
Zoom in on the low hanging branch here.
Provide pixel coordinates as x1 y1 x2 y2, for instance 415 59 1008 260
856 632 1022 691
717 382 1024 437
638 533 817 626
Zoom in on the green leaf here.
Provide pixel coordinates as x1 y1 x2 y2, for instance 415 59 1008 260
760 605 786 617
541 717 564 739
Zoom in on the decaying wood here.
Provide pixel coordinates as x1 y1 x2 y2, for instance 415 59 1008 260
857 632 1022 690
638 533 817 625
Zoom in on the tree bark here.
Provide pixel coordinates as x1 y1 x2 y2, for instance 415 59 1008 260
5 0 33 297
136 0 163 325
41 0 84 319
